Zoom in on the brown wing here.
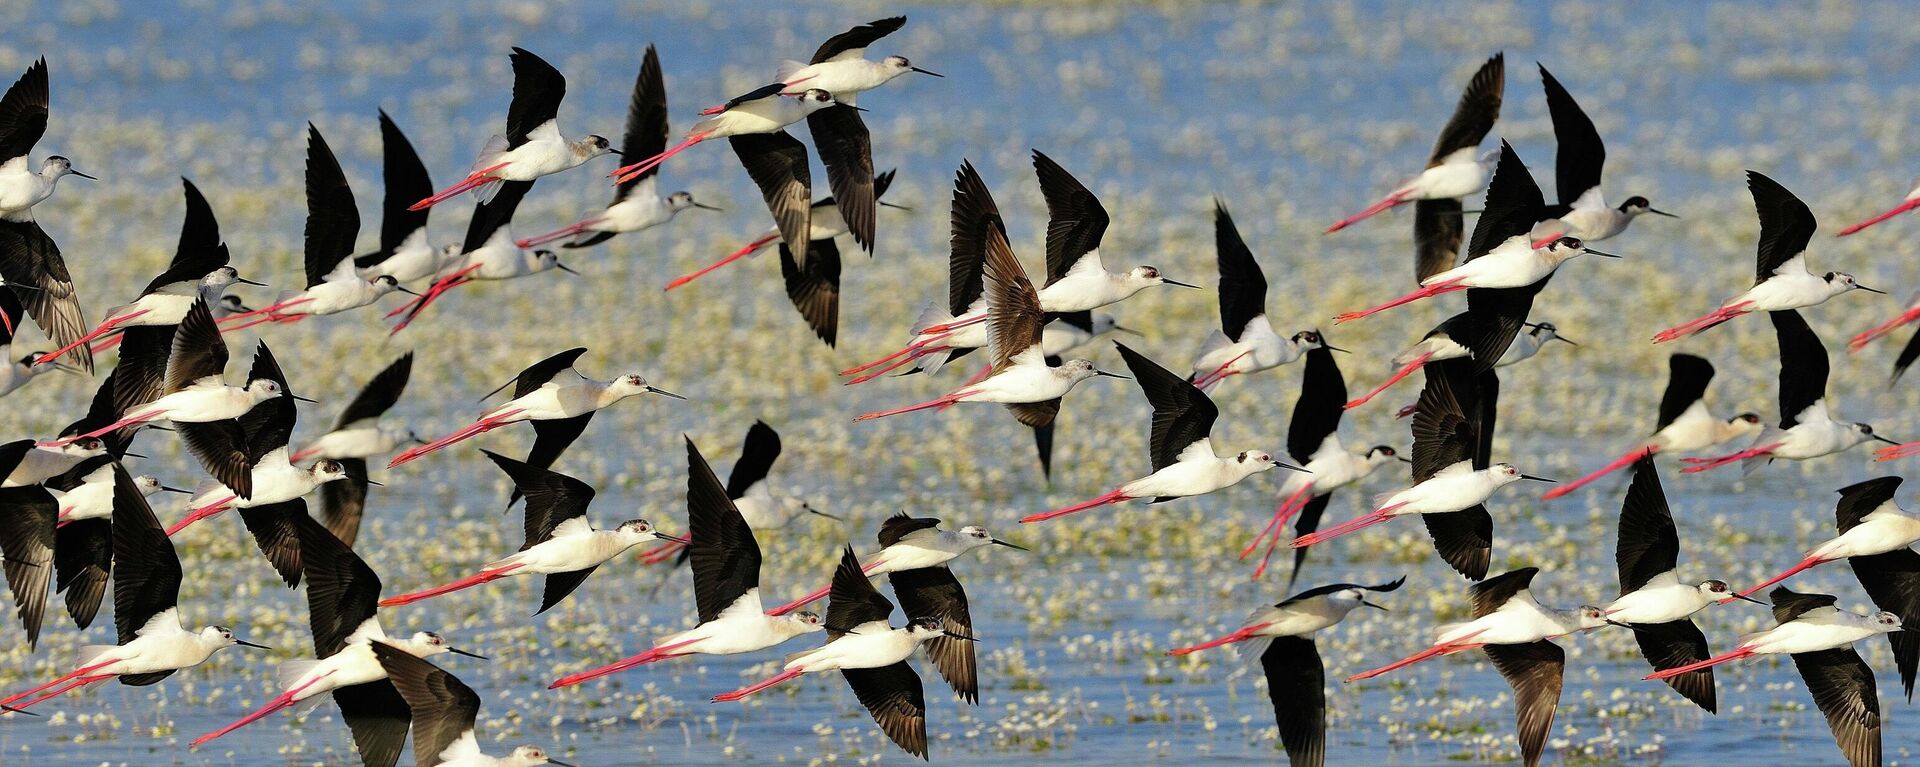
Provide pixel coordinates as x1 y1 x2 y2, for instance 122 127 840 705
841 661 928 759
981 223 1041 369
889 566 976 704
1483 640 1563 767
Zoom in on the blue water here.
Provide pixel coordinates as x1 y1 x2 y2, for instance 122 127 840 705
3 1 1920 765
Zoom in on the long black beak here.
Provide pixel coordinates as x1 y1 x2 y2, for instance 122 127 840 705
912 67 944 77
1273 461 1309 473
1161 279 1202 289
647 386 686 400
395 286 420 296
1584 248 1624 259
159 485 192 494
691 202 724 211
653 531 691 544
235 639 271 650
1727 593 1767 605
292 394 318 403
1874 434 1901 445
556 262 582 275
942 630 978 642
879 201 913 211
845 104 870 113
1604 619 1639 630
1323 344 1350 353
235 277 268 287
990 538 1030 551
1 703 39 716
1114 325 1145 337
1858 284 1888 295
548 760 578 767
1648 208 1677 218
70 170 96 180
122 451 148 459
804 506 843 521
1361 599 1389 611
1555 336 1579 346
363 479 385 487
1519 474 1557 482
1396 456 1414 464
1093 370 1130 379
447 646 489 660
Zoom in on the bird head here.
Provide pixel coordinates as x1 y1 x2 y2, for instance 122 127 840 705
786 611 828 633
42 155 92 181
204 625 269 650
310 459 350 485
667 191 721 213
1618 195 1675 219
404 631 486 659
957 525 1028 552
1573 606 1610 632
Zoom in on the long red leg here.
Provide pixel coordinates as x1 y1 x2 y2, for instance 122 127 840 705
1679 443 1781 473
36 310 147 365
1020 489 1130 524
1333 279 1466 323
1851 308 1920 351
1345 635 1484 682
12 675 112 710
1242 484 1315 560
379 563 525 607
935 366 995 410
518 220 596 249
853 392 968 422
916 313 987 335
1652 302 1752 343
1192 351 1253 391
1878 441 1920 461
640 539 688 565
666 233 779 291
1324 192 1407 234
1346 355 1429 409
843 346 950 386
548 637 704 689
409 163 509 212
611 133 710 184
387 409 524 468
41 410 161 447
1542 446 1656 500
1838 199 1920 236
1735 556 1827 598
0 660 118 707
711 667 805 702
767 559 887 616
1166 622 1271 656
1646 647 1755 680
165 495 237 536
190 671 331 747
1291 503 1407 547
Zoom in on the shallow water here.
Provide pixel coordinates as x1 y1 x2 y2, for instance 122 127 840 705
4 0 1920 765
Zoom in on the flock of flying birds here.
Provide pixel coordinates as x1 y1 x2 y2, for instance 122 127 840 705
0 15 1919 767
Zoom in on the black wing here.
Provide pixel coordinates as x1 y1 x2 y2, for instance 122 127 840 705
1116 343 1218 473
890 566 976 704
1410 364 1476 481
0 58 47 163
1846 548 1920 699
317 458 370 548
1260 635 1326 767
331 681 410 767
53 516 110 629
111 464 179 644
808 105 876 252
1464 141 1547 263
504 47 566 149
336 353 413 429
1286 344 1345 465
1430 53 1503 166
878 513 940 548
1484 640 1564 767
1894 328 1920 384
302 124 360 289
1470 567 1540 618
371 110 432 262
614 45 669 197
1770 586 1840 625
0 219 88 372
1277 576 1407 607
459 179 531 255
687 437 761 624
725 421 782 501
1032 420 1055 480
1771 309 1828 428
1413 198 1466 284
1288 494 1334 587
825 544 893 638
0 485 55 647
482 451 594 550
1539 64 1603 205
493 346 587 400
164 299 226 393
372 643 480 767
523 413 592 473
1213 200 1267 341
948 160 1002 315
841 662 928 759
111 324 174 426
144 178 231 294
780 238 840 347
810 16 907 64
293 507 382 658
1748 170 1818 284
237 342 297 461
1791 647 1881 767
1634 619 1716 713
176 419 253 500
1654 354 1715 431
238 499 307 588
1033 150 1110 287
1835 477 1902 533
537 566 597 615
729 132 812 256
1615 455 1679 595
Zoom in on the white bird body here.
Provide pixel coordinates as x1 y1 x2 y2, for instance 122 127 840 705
1807 503 1920 561
1277 437 1395 501
359 231 459 284
1119 440 1280 500
484 376 656 424
1422 235 1592 290
862 526 1005 573
1395 334 1471 368
576 178 702 239
474 121 608 182
1648 401 1761 453
435 737 560 767
1735 608 1900 656
778 58 917 102
693 92 833 140
1036 252 1171 313
1747 404 1878 463
134 378 281 424
53 466 163 522
1434 596 1599 647
274 623 451 704
1393 147 1496 201
0 350 58 396
733 486 819 530
271 271 406 318
1041 313 1122 358
1603 572 1722 624
1553 188 1654 242
1496 326 1565 367
1720 255 1862 312
0 156 81 219
653 590 822 656
781 620 937 673
944 350 1099 406
1375 461 1526 516
74 609 239 677
1189 317 1307 380
1238 590 1377 640
483 518 655 575
103 268 248 329
188 451 348 510
5 443 104 487
299 421 413 461
447 229 562 282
